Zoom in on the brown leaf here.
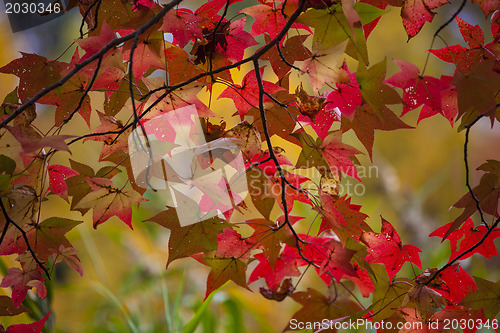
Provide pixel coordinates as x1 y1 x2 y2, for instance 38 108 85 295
223 121 262 159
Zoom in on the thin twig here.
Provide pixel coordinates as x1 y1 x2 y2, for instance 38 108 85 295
276 43 301 72
254 57 317 268
427 217 500 284
139 0 306 102
128 31 157 191
79 0 103 38
63 55 104 125
0 197 51 279
426 109 500 285
0 0 184 130
67 0 307 148
421 0 467 75
464 114 488 227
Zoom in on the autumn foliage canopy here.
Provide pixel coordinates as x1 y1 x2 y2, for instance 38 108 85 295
0 0 499 331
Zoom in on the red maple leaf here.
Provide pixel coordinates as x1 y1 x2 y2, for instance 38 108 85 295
416 75 458 126
247 216 298 266
270 173 312 213
118 30 166 82
284 234 359 284
0 267 46 307
216 228 255 261
241 2 308 39
435 264 478 304
52 245 83 277
191 18 257 66
160 9 207 48
324 61 362 120
74 177 146 229
193 250 251 299
319 194 371 245
132 0 156 10
248 248 301 291
247 152 293 176
0 217 82 264
192 229 254 299
76 21 117 62
0 53 65 103
430 218 500 261
401 0 449 39
346 263 375 297
385 59 454 123
83 111 131 160
492 10 500 39
195 0 244 21
471 0 500 17
3 313 49 333
430 17 497 74
217 17 258 64
361 217 422 280
260 35 312 79
321 130 363 181
286 234 333 267
47 165 79 202
1 50 94 127
218 68 284 118
318 240 358 283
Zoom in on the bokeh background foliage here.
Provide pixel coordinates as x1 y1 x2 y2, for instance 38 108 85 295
0 0 499 331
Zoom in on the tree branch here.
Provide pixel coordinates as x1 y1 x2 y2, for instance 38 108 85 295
66 0 307 148
0 197 51 279
0 0 184 130
426 110 500 285
79 0 103 38
464 114 488 227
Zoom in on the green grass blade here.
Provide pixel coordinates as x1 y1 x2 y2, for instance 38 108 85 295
172 270 185 332
93 281 140 333
161 274 173 332
223 298 245 333
181 282 229 333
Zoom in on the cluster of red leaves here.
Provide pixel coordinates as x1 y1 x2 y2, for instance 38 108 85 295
0 0 499 330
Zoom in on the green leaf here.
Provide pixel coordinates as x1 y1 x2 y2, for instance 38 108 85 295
370 264 414 322
145 211 231 267
461 277 500 319
354 2 389 25
292 132 330 175
297 5 351 49
356 59 402 117
0 154 16 175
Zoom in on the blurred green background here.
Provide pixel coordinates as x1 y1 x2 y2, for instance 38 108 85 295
0 0 499 331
